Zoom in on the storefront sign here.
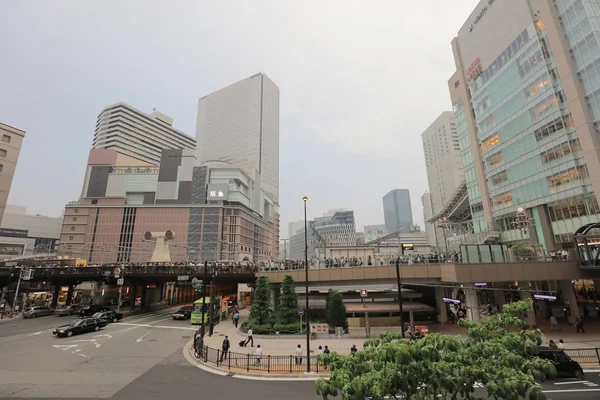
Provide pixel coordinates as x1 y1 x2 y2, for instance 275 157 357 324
466 58 483 82
0 228 29 238
468 0 496 32
0 243 25 256
207 184 229 200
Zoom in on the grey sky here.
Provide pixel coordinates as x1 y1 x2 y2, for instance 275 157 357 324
0 0 479 236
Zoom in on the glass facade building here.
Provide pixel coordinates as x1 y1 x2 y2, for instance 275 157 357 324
449 0 600 251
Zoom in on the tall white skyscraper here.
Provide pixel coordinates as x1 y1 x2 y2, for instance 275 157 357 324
195 73 280 201
421 111 463 248
93 102 195 166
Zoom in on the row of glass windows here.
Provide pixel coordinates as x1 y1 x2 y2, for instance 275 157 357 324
540 139 580 164
547 165 588 194
548 195 600 222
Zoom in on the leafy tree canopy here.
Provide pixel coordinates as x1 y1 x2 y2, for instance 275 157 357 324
250 276 271 325
326 290 348 329
277 274 299 324
316 299 555 400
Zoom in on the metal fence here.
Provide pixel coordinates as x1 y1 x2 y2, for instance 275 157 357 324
565 348 600 365
196 344 326 374
193 345 600 375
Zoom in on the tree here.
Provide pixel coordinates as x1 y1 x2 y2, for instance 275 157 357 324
250 276 271 325
316 299 556 400
277 274 298 324
325 290 347 329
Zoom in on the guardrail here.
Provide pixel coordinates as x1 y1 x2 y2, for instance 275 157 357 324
196 344 326 374
192 345 600 375
565 348 600 366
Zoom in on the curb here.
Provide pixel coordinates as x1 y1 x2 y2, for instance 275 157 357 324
181 339 327 381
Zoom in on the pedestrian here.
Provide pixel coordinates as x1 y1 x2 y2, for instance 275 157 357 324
245 327 254 347
575 317 585 333
317 345 323 355
311 326 317 340
548 340 558 349
220 335 230 362
233 311 240 328
254 344 262 365
323 345 330 355
550 314 558 331
295 344 303 365
558 339 565 350
350 344 357 354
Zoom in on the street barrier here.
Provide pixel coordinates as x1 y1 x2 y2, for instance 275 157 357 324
564 348 600 366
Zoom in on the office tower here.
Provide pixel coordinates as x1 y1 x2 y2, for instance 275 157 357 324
383 189 413 234
449 0 600 250
421 111 463 248
0 122 25 226
93 102 196 166
195 73 280 201
288 220 304 238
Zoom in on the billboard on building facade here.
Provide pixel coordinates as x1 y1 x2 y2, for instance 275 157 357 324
0 228 29 238
0 243 26 256
206 184 229 200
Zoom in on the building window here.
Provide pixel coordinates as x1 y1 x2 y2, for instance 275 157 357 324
490 171 508 185
1 135 10 143
0 149 6 157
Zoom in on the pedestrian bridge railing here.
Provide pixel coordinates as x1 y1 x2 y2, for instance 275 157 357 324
196 345 327 374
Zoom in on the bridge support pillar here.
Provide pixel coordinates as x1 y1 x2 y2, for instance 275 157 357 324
66 285 74 306
464 288 480 323
52 285 60 308
558 280 580 323
435 286 448 323
520 288 537 328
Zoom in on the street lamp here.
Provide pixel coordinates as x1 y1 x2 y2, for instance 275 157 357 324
303 196 310 373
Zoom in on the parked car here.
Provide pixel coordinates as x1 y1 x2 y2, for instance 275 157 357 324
91 317 109 328
172 306 192 320
23 306 52 319
53 317 103 338
92 310 123 324
79 305 110 317
55 305 83 316
538 347 584 379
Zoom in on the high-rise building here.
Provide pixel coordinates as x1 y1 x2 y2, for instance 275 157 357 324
421 111 463 248
195 73 280 201
0 122 25 226
93 102 196 166
383 189 413 234
288 220 304 238
448 0 600 250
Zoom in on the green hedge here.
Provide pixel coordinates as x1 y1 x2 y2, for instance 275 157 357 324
240 319 302 334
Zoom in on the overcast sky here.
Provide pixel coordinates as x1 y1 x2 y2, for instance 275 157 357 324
0 0 479 236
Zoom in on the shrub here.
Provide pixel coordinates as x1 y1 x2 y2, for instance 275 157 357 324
273 322 301 334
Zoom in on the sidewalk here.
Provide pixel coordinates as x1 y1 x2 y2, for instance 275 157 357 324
203 310 600 355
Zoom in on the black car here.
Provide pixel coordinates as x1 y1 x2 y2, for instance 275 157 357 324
172 306 192 320
538 347 584 379
55 305 83 316
92 310 123 324
79 305 110 317
52 317 103 338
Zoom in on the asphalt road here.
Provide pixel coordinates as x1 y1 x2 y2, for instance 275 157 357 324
1 310 600 400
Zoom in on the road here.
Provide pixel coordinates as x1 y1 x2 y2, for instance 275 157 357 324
0 310 599 400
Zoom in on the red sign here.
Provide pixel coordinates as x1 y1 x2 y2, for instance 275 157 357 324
466 58 483 82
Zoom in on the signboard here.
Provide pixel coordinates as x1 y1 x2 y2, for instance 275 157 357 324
206 184 229 201
443 297 461 305
402 244 414 251
297 309 304 316
22 268 32 281
0 228 29 238
113 267 121 276
534 294 557 301
0 243 25 256
177 275 189 281
360 289 368 298
117 278 124 286
312 323 329 334
75 258 87 267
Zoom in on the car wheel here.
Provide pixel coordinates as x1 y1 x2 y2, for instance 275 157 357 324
32 314 37 318
67 331 73 337
113 318 117 323
94 325 99 331
574 369 584 379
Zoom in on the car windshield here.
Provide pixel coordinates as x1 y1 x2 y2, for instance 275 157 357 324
92 312 102 318
70 319 84 327
177 308 186 312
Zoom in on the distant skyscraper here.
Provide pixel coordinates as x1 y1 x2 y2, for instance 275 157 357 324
421 111 463 248
195 73 280 201
383 189 413 234
93 102 195 166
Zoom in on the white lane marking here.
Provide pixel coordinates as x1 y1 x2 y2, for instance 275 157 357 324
136 331 152 343
127 312 172 323
52 344 78 351
73 351 89 358
118 322 196 331
543 389 600 393
147 316 174 325
554 380 598 387
28 329 52 336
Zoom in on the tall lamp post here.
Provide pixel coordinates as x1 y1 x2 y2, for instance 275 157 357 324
303 196 311 373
